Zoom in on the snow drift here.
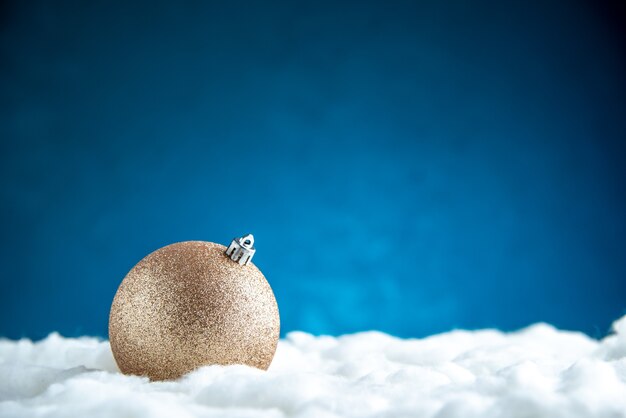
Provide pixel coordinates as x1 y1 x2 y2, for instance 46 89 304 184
1 316 626 418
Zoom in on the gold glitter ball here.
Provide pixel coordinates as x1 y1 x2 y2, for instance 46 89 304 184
108 240 280 381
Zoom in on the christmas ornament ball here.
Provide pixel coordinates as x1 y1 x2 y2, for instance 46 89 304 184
109 238 280 381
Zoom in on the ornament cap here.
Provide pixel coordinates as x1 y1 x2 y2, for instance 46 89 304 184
225 234 256 265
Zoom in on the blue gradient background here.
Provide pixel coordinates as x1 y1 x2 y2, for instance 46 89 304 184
1 1 625 340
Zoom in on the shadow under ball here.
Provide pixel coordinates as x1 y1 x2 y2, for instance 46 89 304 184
109 240 280 381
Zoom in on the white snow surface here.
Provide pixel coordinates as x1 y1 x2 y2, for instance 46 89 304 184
2 316 626 418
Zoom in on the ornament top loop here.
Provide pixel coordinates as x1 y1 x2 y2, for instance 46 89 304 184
225 234 256 265
241 234 254 249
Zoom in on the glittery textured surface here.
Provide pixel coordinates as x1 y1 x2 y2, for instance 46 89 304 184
108 241 280 381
